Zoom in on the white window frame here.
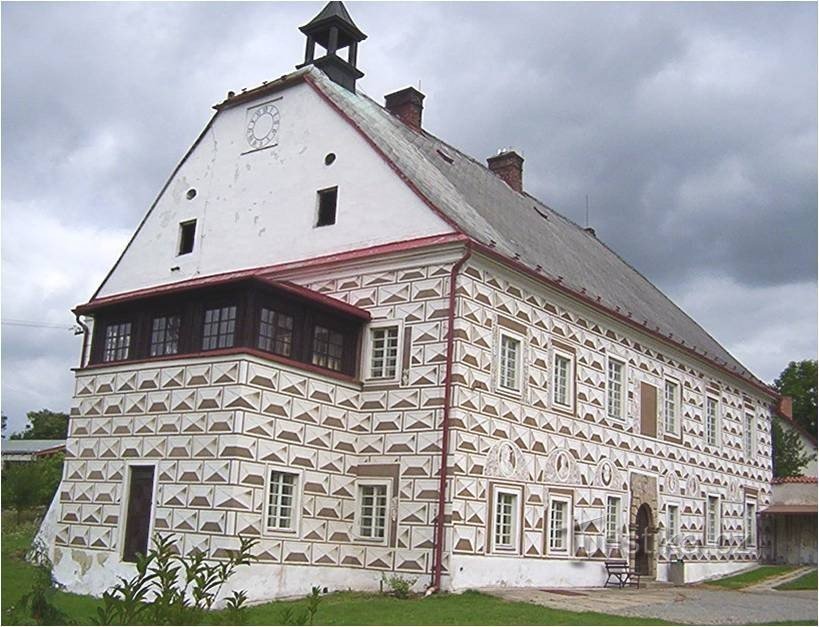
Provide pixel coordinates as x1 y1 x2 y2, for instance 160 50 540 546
745 499 757 548
263 465 303 536
363 320 404 383
354 478 392 545
705 396 720 447
605 496 621 544
546 493 573 555
663 378 681 436
665 502 680 546
705 494 721 546
490 484 522 554
497 329 525 394
606 356 626 421
744 413 755 458
551 347 575 413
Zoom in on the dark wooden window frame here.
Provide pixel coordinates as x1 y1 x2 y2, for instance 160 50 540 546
87 280 363 378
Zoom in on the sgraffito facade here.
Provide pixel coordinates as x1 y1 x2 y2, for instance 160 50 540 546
38 1 779 603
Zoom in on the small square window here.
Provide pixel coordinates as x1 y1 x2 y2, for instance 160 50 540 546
369 325 400 380
492 488 520 552
103 322 132 362
202 305 237 350
607 358 625 420
358 483 389 541
548 496 571 553
745 501 757 547
316 187 338 227
312 325 344 371
150 315 180 356
552 349 575 411
705 397 719 446
744 414 755 457
706 495 720 545
498 333 522 392
664 379 680 434
266 469 299 533
605 496 620 543
178 220 197 255
666 504 680 545
258 308 294 357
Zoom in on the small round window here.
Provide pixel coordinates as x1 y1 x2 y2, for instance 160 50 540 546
324 153 336 166
186 188 197 200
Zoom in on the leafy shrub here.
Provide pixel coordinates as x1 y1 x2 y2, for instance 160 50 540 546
3 547 70 625
382 573 417 599
279 586 322 625
93 533 257 625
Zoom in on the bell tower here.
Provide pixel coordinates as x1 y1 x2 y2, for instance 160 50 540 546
297 1 367 92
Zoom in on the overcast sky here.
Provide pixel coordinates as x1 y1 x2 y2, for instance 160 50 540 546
2 2 816 435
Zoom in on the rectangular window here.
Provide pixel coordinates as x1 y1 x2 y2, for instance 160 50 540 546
499 333 522 392
666 504 680 545
607 358 625 420
150 315 180 357
706 495 720 545
548 497 570 553
553 351 573 410
358 483 388 540
705 397 719 446
316 187 338 227
312 325 344 371
369 326 400 380
745 501 757 547
178 220 196 255
605 496 620 543
744 414 755 457
258 308 294 357
103 322 132 362
266 470 297 532
664 380 680 434
492 489 520 551
202 305 237 350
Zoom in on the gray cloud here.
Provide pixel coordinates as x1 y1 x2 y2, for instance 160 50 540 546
2 2 816 434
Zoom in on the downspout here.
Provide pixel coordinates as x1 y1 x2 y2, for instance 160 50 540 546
74 313 90 368
431 242 472 591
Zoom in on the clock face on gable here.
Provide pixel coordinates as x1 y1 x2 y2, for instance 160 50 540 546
245 103 280 150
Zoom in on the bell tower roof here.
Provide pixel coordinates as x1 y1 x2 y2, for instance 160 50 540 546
297 1 367 92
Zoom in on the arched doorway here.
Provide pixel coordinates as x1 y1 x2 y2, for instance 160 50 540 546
635 503 653 575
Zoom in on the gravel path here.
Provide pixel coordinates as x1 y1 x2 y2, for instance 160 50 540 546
484 584 818 625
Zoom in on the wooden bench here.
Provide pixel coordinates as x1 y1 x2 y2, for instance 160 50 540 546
604 560 641 589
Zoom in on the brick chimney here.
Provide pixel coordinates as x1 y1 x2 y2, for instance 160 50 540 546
385 87 424 130
779 395 794 419
487 149 524 192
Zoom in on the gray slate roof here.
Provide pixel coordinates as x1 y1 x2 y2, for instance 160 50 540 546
304 68 764 389
1 439 66 455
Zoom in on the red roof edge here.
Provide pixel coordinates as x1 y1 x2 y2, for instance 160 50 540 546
74 233 467 315
776 396 817 446
772 475 818 484
263 279 370 321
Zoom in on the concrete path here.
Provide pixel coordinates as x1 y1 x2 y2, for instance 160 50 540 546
744 565 815 592
484 583 818 625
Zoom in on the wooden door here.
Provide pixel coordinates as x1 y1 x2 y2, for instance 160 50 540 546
122 465 155 562
640 382 657 437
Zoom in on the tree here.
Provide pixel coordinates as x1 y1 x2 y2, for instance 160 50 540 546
1 414 7 437
9 409 69 440
774 360 817 439
1 454 64 522
771 418 813 477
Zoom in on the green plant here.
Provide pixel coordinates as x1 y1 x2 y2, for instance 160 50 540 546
3 547 70 625
306 586 321 625
93 533 257 625
279 587 322 625
381 573 417 599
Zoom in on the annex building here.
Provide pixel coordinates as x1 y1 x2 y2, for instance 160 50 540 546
39 2 778 602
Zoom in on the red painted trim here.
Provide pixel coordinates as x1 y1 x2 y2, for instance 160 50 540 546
32 445 66 457
432 243 472 590
73 347 360 385
75 233 467 313
262 280 370 321
469 241 777 400
771 476 818 484
303 74 466 236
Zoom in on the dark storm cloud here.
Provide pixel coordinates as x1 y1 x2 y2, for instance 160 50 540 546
2 2 816 434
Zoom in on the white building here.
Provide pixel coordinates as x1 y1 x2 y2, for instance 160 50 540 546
40 2 777 602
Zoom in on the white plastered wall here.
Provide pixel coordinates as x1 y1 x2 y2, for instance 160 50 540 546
97 80 452 298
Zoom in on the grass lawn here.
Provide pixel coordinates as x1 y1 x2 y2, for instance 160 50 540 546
706 565 798 590
1 519 670 625
775 569 818 591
